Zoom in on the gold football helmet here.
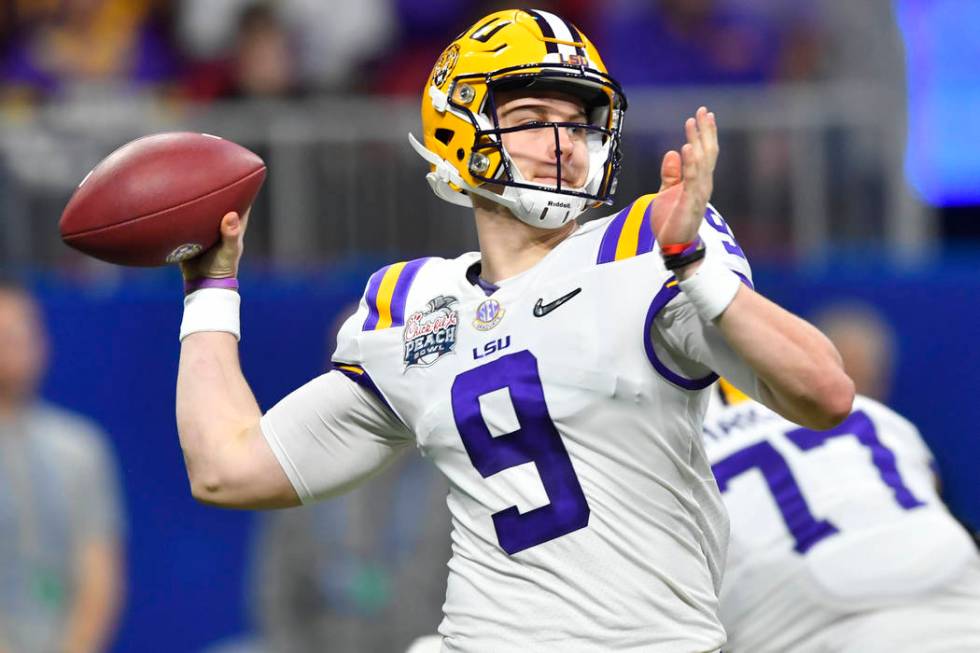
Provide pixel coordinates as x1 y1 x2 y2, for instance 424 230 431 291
408 9 628 228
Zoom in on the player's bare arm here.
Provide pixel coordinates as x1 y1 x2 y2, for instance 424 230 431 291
176 211 411 509
176 211 300 509
653 107 854 429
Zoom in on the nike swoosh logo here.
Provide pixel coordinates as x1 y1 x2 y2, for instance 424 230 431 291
533 288 582 317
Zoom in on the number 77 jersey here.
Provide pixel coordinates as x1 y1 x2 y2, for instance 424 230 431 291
702 386 980 652
330 197 754 652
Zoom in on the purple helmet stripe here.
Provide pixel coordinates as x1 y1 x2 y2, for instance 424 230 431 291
559 16 587 57
596 205 631 264
528 10 560 53
388 257 431 326
643 281 718 390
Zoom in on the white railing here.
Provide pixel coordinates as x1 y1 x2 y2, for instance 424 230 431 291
0 82 931 267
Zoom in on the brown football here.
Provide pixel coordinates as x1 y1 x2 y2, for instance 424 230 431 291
59 132 266 267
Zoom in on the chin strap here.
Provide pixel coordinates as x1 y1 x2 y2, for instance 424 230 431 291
408 133 593 228
408 133 473 208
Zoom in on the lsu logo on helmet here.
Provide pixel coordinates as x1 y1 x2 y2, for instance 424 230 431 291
431 43 459 88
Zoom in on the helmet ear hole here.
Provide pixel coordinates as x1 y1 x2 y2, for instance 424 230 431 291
435 128 455 145
456 148 465 161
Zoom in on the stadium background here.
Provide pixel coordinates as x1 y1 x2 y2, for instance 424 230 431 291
1 1 978 651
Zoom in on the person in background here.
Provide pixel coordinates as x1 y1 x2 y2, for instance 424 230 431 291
181 2 303 102
0 281 125 653
702 300 980 652
0 0 181 103
177 0 395 94
811 301 896 402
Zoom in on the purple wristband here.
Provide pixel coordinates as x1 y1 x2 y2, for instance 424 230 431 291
184 277 239 295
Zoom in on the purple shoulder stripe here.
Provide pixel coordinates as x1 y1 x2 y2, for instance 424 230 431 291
389 257 430 326
597 196 658 264
635 199 656 256
596 205 631 264
361 265 388 331
361 257 432 331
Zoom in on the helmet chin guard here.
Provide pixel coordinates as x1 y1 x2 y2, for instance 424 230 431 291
409 131 604 229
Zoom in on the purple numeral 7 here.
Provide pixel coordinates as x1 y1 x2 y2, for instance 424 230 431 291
785 411 924 510
712 440 838 553
712 410 924 555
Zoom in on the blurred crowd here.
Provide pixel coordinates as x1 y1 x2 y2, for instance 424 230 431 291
0 0 910 270
0 0 898 108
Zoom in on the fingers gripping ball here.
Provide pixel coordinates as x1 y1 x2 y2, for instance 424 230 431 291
59 132 266 267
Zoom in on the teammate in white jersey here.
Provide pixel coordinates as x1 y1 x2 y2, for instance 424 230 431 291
173 9 853 652
704 380 980 653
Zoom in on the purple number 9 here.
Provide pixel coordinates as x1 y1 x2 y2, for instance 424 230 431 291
451 350 590 555
704 206 746 259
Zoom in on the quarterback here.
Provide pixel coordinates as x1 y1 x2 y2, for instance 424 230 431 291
705 381 980 652
174 9 853 652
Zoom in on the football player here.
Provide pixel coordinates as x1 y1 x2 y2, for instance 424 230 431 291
704 380 980 652
174 9 853 651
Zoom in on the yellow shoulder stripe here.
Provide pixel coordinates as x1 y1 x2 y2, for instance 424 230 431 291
614 194 657 262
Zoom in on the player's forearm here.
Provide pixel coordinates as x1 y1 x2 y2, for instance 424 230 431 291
177 331 263 498
717 286 854 429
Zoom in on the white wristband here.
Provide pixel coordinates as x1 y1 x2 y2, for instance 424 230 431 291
677 256 742 322
179 288 241 341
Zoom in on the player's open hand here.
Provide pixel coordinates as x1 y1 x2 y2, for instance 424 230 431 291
180 210 249 281
650 107 718 248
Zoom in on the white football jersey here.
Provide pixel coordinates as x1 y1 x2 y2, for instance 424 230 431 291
703 385 980 652
264 195 756 652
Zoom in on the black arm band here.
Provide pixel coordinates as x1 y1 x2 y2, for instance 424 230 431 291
663 246 707 271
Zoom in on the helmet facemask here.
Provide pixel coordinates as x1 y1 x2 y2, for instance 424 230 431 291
468 69 625 227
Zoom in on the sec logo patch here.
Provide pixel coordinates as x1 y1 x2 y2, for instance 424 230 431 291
473 298 505 331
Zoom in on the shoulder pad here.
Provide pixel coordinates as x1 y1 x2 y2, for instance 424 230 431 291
596 194 657 264
361 257 432 331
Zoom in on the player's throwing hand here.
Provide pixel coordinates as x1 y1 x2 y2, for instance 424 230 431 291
650 107 719 252
180 209 249 281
